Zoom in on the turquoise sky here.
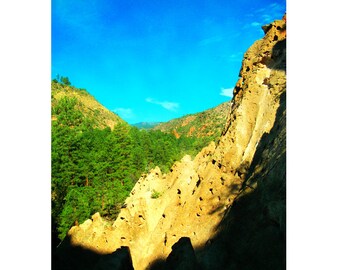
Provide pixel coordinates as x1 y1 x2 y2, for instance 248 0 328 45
52 0 286 124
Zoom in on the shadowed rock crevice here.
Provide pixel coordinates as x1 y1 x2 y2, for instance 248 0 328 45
94 246 134 270
53 234 101 270
53 235 134 270
149 237 201 270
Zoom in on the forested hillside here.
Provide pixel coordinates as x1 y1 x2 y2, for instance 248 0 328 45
52 80 124 129
153 101 230 140
51 81 215 243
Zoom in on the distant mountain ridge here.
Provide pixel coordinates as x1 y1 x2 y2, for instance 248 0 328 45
153 101 231 139
132 122 162 130
52 81 230 137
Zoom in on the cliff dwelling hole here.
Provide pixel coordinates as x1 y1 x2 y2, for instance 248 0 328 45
196 178 201 187
164 234 167 246
196 213 201 217
218 163 222 169
199 197 203 201
246 66 250 72
263 77 270 85
120 217 125 220
192 189 196 195
209 188 214 195
162 214 166 218
212 159 216 165
220 177 225 185
218 196 221 201
274 35 278 41
139 214 145 220
177 189 181 194
121 237 126 240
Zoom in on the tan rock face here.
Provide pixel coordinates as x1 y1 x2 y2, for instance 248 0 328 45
59 17 286 270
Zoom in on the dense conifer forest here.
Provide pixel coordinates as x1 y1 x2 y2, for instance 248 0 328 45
51 81 213 242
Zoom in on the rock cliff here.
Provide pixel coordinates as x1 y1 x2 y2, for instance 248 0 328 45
54 15 286 270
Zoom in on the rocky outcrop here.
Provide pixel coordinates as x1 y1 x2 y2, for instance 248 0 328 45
93 246 134 270
55 15 286 270
164 237 201 270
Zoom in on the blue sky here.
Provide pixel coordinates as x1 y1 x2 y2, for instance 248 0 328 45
52 0 286 124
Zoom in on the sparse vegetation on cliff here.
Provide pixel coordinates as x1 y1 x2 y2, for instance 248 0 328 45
151 189 162 199
153 102 230 141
